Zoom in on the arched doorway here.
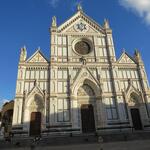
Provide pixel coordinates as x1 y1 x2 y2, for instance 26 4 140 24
129 92 143 130
30 112 41 136
77 83 96 133
28 94 44 136
130 108 142 130
81 104 95 133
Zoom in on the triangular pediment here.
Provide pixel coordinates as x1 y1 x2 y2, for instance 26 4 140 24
26 83 44 99
72 68 97 82
126 82 138 95
73 67 99 85
57 11 105 34
125 82 143 104
118 52 135 64
25 83 45 108
71 67 101 96
27 50 49 63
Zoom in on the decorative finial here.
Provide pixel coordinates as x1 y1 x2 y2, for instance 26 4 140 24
77 3 83 12
37 46 40 51
103 19 110 29
134 49 139 56
134 49 142 62
20 46 27 62
122 48 126 53
52 16 57 27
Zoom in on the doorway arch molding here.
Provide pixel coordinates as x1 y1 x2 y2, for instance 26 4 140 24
71 77 101 98
125 86 145 130
126 88 143 107
23 86 45 135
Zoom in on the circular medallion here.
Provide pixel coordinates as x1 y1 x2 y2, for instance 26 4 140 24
74 21 89 33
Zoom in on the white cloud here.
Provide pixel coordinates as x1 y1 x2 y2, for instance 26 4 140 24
119 0 150 25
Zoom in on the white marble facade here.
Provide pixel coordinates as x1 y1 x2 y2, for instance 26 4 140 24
12 5 150 136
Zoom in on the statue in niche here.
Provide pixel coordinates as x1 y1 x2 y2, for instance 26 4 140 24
20 46 27 62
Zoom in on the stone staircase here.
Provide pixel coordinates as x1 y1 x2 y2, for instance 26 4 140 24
1 131 150 149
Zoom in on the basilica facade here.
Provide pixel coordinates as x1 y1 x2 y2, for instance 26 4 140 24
12 5 150 136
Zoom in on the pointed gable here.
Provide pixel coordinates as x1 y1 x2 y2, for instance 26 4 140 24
71 67 101 97
118 52 135 64
27 50 49 63
57 11 105 34
72 67 100 88
27 84 44 98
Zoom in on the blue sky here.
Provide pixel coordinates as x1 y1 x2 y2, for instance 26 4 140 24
0 0 150 106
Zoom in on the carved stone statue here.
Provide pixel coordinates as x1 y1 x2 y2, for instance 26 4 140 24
79 56 86 65
52 16 57 27
34 79 38 87
20 46 27 62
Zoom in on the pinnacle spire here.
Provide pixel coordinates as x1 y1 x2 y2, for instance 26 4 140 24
103 19 110 29
37 46 41 51
122 48 126 53
77 3 83 12
134 48 142 62
20 46 27 62
52 16 57 27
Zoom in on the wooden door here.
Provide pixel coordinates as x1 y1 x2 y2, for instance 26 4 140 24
130 108 142 130
30 112 41 136
81 104 95 133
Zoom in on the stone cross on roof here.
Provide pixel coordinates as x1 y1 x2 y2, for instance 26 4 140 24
77 3 83 12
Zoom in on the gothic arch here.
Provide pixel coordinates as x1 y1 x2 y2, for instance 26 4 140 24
128 92 141 107
23 93 45 133
126 91 144 130
126 87 143 107
27 94 44 112
77 84 95 97
25 85 45 108
72 78 100 97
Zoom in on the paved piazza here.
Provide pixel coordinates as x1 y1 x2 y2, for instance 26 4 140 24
3 139 150 150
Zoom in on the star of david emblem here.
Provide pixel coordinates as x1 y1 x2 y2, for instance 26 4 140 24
76 22 87 32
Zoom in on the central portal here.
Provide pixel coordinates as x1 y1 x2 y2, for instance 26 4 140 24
81 104 95 133
30 112 41 136
130 108 142 130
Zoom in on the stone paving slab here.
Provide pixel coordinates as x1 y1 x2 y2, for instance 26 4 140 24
1 139 150 150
